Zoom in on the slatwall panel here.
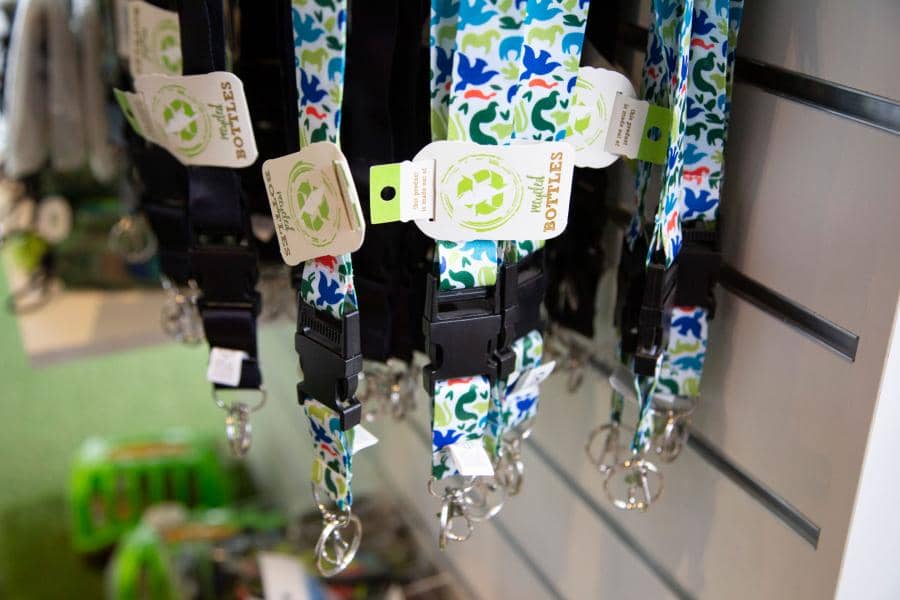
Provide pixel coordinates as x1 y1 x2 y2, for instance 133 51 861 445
245 1 900 598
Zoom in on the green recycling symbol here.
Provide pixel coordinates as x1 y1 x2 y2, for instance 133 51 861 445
441 153 522 233
153 20 182 74
457 168 506 216
163 99 199 142
296 180 330 233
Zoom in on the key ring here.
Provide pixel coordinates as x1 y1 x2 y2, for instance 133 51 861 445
585 422 629 474
160 277 203 344
427 476 476 549
212 386 267 456
108 214 158 264
603 456 664 512
311 484 362 577
650 393 697 463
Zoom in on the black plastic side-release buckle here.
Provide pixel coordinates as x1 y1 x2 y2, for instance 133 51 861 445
614 237 648 356
295 303 363 430
512 250 547 340
190 237 261 313
674 226 721 317
423 273 504 392
634 252 678 376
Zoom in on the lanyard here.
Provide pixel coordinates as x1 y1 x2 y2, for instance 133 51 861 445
597 0 743 511
289 0 364 577
177 0 265 454
426 0 589 543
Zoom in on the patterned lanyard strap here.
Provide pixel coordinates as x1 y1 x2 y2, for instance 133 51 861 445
601 0 743 511
426 0 588 542
290 0 364 577
177 0 266 455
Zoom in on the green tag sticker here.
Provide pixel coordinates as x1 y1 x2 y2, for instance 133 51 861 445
637 103 671 165
114 89 145 137
369 163 402 224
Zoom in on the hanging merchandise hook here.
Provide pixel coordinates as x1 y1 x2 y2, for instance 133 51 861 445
212 386 266 457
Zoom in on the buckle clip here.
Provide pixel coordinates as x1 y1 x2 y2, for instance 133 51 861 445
423 273 504 391
190 237 260 312
674 226 721 317
511 250 547 340
295 303 363 430
634 252 677 376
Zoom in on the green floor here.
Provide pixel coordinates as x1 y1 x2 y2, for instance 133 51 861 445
0 269 221 599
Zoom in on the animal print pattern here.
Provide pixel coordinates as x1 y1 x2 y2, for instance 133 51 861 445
293 0 363 510
437 240 499 291
299 254 358 320
511 0 589 141
432 376 492 478
303 398 355 510
626 0 694 267
430 0 461 140
292 0 346 146
485 329 543 456
660 0 742 397
445 0 527 145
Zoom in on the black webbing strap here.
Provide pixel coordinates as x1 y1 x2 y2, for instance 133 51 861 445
178 0 262 389
343 0 431 361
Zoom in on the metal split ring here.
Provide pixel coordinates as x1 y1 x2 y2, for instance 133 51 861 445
212 387 267 456
108 215 158 264
603 457 664 512
311 483 362 576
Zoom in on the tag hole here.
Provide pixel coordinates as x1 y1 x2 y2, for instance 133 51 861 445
647 126 661 142
380 186 396 201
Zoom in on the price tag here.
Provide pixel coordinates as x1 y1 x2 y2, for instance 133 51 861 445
207 347 248 387
351 425 379 455
508 361 556 396
447 439 494 477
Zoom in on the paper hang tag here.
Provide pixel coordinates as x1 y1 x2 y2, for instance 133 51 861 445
115 72 258 168
370 141 573 241
258 553 312 600
207 347 249 387
566 66 671 167
447 439 494 477
508 360 557 396
262 142 365 266
351 425 378 455
127 1 182 76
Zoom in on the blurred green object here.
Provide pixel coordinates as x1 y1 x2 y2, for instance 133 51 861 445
3 231 48 273
68 430 234 553
107 506 287 600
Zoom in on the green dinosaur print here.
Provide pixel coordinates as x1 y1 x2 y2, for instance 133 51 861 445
454 386 480 421
462 30 500 53
469 102 499 145
527 24 564 46
301 47 329 70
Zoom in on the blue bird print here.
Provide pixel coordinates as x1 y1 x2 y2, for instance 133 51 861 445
468 240 497 262
293 12 324 44
300 71 328 104
310 419 333 445
673 353 705 372
433 0 459 19
516 396 537 416
316 273 344 308
691 9 715 35
526 0 562 22
454 54 499 91
683 143 707 165
682 189 717 219
459 0 497 28
439 255 448 275
435 47 453 85
520 46 560 80
686 97 704 120
337 8 346 30
433 429 464 449
672 310 704 338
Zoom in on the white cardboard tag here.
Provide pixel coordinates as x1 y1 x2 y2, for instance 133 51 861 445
262 143 365 266
509 360 556 396
351 425 379 455
207 347 248 387
116 72 258 168
258 553 311 600
566 67 637 168
447 439 494 477
371 141 573 241
127 1 182 76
